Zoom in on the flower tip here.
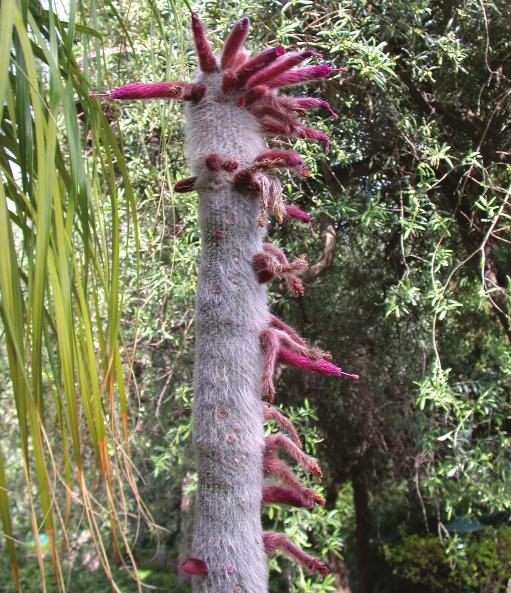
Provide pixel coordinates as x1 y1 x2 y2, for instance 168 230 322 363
304 48 322 58
342 371 359 380
239 16 250 28
275 45 286 56
191 12 202 29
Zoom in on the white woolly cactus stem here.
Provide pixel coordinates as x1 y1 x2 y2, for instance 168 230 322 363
94 13 357 593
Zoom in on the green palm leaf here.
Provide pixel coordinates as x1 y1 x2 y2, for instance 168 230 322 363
0 0 188 590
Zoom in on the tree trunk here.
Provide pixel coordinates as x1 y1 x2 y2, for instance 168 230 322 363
328 551 352 593
352 470 373 593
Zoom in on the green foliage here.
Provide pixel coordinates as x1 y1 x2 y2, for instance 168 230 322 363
0 555 180 593
385 526 511 593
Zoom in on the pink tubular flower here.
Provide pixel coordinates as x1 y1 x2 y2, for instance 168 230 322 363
191 13 218 74
266 64 336 89
92 81 206 101
253 246 306 294
180 558 208 575
285 204 315 236
174 176 197 193
263 532 329 578
287 277 305 296
278 348 359 379
250 103 299 133
254 150 309 176
262 485 315 509
298 127 330 151
263 404 302 448
265 433 322 477
245 49 317 89
243 85 270 106
261 244 307 295
230 48 251 69
235 46 286 87
259 116 289 136
263 454 325 506
279 96 338 118
221 17 250 69
260 328 280 402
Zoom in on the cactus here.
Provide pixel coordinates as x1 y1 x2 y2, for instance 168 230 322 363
94 14 357 593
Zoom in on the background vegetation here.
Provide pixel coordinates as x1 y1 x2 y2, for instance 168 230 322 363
0 0 510 592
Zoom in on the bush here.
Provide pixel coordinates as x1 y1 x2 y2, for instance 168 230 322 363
384 526 511 593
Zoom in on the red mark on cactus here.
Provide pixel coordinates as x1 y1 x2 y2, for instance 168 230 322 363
213 230 223 240
262 532 329 578
222 160 239 172
206 154 239 172
205 153 223 171
191 13 218 74
174 176 197 193
221 17 250 69
278 348 359 379
262 485 315 508
180 558 208 575
263 404 302 448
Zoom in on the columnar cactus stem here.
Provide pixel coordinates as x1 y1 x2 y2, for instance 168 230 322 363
94 14 356 593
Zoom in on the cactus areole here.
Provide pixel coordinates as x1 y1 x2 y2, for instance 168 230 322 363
94 14 357 593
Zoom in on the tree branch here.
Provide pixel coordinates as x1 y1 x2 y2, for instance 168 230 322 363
303 214 336 281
